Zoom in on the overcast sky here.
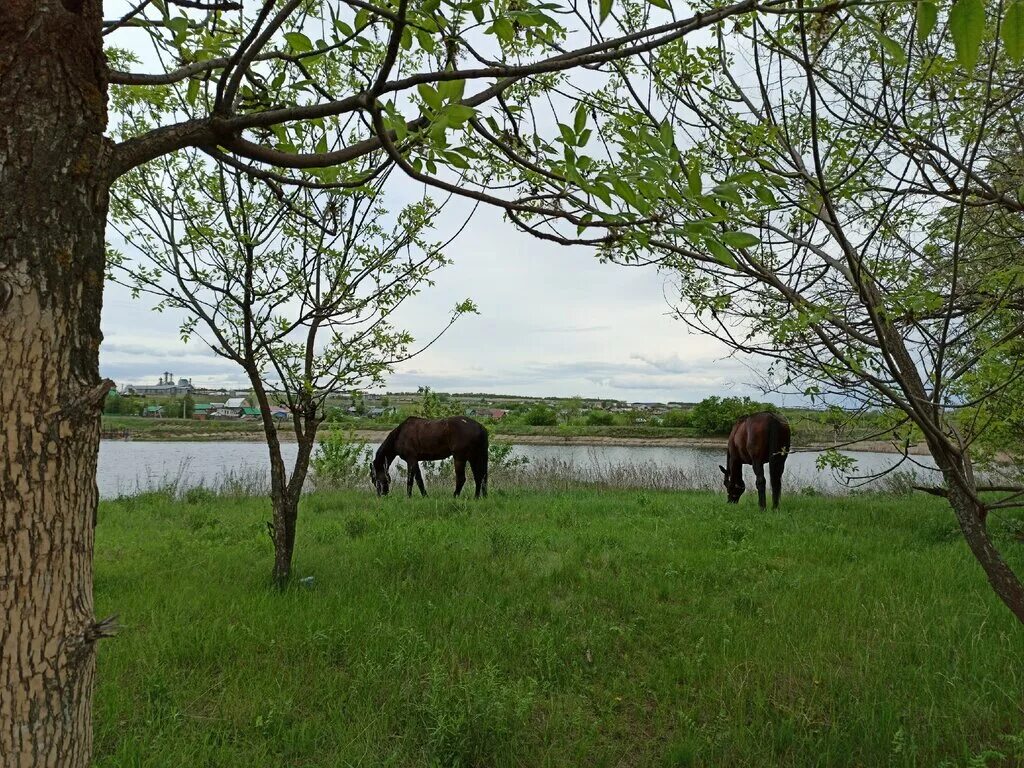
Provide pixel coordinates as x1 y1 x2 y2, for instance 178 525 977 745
100 6 789 405
101 192 790 403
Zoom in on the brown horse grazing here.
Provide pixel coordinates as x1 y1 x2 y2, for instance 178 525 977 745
371 416 489 498
720 412 791 509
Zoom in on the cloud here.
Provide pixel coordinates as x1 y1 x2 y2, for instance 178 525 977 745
101 184 795 405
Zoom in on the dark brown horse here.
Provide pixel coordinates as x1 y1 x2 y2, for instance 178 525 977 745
720 412 791 509
371 416 489 498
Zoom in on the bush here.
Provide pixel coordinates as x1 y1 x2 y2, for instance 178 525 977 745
489 441 529 470
661 409 690 428
687 396 777 436
312 428 369 489
522 405 557 426
585 410 615 426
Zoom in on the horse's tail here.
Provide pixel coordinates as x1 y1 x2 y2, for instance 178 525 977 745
767 414 790 461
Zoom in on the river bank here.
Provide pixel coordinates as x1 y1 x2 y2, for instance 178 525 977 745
102 419 932 454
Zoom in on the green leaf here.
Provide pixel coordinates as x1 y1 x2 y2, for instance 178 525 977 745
417 83 442 111
1003 1 1024 63
445 104 476 126
916 1 938 43
492 17 515 42
878 31 907 64
599 0 612 23
705 239 738 268
186 77 200 106
712 183 742 205
754 186 777 206
167 16 189 44
574 104 588 134
721 230 760 249
444 151 470 169
949 0 985 70
416 29 436 52
648 0 670 9
558 122 576 146
438 78 466 103
659 120 674 148
284 31 313 53
687 164 702 196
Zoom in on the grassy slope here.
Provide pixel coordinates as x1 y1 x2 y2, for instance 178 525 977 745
100 415 865 445
94 490 1024 767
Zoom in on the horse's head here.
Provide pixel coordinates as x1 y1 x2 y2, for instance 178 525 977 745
720 465 745 503
370 460 391 496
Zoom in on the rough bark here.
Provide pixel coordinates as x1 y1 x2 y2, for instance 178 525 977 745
935 448 1024 624
250 382 319 588
0 1 110 765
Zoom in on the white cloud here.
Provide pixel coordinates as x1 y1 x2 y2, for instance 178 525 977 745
102 190 790 403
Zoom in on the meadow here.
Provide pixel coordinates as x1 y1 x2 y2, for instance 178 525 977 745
94 489 1024 767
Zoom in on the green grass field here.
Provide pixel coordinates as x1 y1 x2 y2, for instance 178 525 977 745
94 489 1024 767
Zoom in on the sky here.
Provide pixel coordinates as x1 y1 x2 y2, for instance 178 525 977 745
99 3 788 406
101 194 785 403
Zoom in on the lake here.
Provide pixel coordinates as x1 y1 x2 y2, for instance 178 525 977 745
97 439 944 498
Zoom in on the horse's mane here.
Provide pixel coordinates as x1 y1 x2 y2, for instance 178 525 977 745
375 426 400 466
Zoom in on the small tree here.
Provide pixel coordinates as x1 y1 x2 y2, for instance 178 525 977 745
523 404 558 426
103 391 124 415
112 154 473 586
418 385 461 418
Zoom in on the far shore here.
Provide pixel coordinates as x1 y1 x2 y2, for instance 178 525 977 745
100 426 934 455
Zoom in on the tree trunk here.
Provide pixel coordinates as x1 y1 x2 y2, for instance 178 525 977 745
271 491 300 587
921 435 1024 623
0 1 110 765
942 462 1024 624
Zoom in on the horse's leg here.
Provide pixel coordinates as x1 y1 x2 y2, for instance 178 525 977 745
453 457 467 498
770 455 785 509
753 461 767 510
470 455 486 498
415 463 428 496
406 458 417 497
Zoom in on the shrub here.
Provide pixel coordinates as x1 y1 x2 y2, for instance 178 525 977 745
687 396 777 435
522 405 557 426
661 409 690 428
312 428 369 489
585 410 615 426
490 441 529 470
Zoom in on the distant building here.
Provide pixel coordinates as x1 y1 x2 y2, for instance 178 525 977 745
468 408 508 421
142 405 165 418
123 372 194 396
210 397 250 419
192 403 214 421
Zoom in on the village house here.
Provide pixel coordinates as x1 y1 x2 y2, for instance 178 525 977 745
468 408 508 421
209 397 250 419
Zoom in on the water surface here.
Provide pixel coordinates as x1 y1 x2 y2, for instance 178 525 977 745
97 439 943 498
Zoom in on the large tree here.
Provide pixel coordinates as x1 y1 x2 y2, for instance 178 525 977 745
486 0 1024 618
2 0 824 761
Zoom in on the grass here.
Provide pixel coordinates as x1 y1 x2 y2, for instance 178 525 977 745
94 489 1024 767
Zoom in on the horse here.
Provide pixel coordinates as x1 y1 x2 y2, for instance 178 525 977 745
370 416 489 498
720 411 791 509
